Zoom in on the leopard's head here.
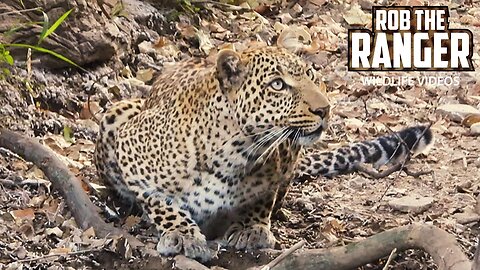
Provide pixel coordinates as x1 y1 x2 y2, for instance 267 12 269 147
216 47 330 146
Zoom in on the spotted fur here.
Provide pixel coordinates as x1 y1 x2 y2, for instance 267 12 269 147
94 47 432 262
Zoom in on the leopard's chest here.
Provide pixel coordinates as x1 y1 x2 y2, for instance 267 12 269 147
176 143 297 224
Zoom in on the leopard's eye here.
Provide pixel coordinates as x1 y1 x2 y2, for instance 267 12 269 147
306 68 315 80
270 79 287 91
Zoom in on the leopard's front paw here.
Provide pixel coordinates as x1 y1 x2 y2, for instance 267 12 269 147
157 231 213 262
223 223 276 250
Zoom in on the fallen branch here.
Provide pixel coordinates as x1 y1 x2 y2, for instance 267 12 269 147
216 224 470 270
0 129 143 248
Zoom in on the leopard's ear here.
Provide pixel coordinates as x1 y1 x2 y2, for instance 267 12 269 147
216 49 246 91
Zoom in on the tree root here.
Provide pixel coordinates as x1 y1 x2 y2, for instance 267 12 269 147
0 129 472 269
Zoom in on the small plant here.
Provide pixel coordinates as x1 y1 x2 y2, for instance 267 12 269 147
0 7 86 77
179 0 201 13
0 44 14 79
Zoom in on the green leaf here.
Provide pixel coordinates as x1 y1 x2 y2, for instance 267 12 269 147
2 68 11 76
38 10 50 45
5 54 14 65
4 43 87 72
63 126 74 143
38 9 73 45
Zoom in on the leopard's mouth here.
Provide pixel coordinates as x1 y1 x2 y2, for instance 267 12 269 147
288 125 324 139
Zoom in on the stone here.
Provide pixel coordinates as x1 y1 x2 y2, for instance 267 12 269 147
471 122 480 135
436 104 480 122
388 195 435 214
174 255 210 270
453 212 480 224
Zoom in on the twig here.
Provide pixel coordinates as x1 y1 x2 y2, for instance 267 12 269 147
448 155 479 163
355 163 403 179
260 240 305 270
87 93 100 124
382 248 397 270
377 123 433 203
191 0 251 12
403 167 433 178
361 97 369 120
0 7 42 16
15 246 104 263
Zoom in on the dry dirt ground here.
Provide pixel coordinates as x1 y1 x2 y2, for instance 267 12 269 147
0 0 479 269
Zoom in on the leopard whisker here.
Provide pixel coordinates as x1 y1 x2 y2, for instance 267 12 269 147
243 127 286 158
243 127 288 174
256 129 293 166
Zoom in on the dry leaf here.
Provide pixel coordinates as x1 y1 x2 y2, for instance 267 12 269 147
79 101 101 120
11 160 29 171
46 227 64 237
309 0 326 7
376 114 400 124
136 68 154 83
344 4 371 26
277 26 312 53
196 30 214 55
462 114 480 127
345 118 364 130
82 227 96 241
10 208 35 221
123 215 141 230
49 247 72 255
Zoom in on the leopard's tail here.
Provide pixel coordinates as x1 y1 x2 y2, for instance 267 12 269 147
294 125 434 179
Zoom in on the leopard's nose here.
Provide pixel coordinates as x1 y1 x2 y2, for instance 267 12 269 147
309 106 330 118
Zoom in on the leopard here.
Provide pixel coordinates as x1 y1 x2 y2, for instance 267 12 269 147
94 46 433 262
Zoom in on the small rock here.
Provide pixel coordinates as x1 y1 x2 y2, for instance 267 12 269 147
174 255 210 270
46 227 63 237
344 118 364 130
348 176 367 190
453 193 476 204
359 0 373 10
388 196 435 214
277 12 293 24
471 122 480 135
138 41 156 54
292 3 303 13
453 212 480 224
210 267 228 270
76 119 99 131
436 104 480 122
